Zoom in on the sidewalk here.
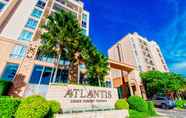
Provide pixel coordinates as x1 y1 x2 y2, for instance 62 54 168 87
152 112 170 118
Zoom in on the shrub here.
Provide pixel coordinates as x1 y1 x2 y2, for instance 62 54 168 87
0 96 21 118
48 100 61 113
46 100 61 118
147 101 157 116
176 100 186 109
129 110 149 118
128 96 148 112
115 99 129 110
0 79 12 95
15 95 49 118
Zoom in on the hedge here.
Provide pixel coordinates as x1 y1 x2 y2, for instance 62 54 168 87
0 96 21 118
46 100 61 118
0 79 12 96
48 100 61 113
128 96 148 112
176 100 186 109
115 99 129 110
129 110 149 118
15 96 50 118
147 101 157 116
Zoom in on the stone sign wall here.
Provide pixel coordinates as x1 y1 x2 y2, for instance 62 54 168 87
46 84 119 112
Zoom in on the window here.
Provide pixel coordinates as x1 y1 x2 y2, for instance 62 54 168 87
31 8 42 18
18 30 33 41
36 0 46 9
106 81 112 88
29 65 68 85
53 3 62 11
82 21 87 28
0 2 5 12
29 65 52 85
82 14 87 21
9 45 27 59
1 63 19 81
25 18 38 29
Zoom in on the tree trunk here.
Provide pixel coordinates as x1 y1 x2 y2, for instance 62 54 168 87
68 62 77 84
52 53 61 83
98 76 101 87
77 60 80 84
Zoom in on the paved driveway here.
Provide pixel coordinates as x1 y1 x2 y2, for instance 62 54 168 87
156 108 186 118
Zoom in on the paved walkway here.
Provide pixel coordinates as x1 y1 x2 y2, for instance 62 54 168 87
156 108 186 118
55 110 128 118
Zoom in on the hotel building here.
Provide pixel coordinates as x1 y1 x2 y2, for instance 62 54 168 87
108 33 169 98
0 0 89 96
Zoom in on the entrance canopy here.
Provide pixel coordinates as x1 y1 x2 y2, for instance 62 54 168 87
108 59 135 73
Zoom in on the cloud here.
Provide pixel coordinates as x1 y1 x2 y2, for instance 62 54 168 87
169 61 186 75
156 0 186 75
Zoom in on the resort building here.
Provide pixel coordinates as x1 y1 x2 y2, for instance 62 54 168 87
108 32 169 72
0 0 89 96
108 33 169 98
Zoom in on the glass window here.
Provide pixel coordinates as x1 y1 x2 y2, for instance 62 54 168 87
54 69 68 83
1 63 19 81
29 65 53 85
36 0 46 9
30 65 69 85
9 45 27 59
0 2 5 12
82 14 87 21
82 21 87 28
18 30 33 41
106 81 112 88
31 8 42 18
25 18 38 29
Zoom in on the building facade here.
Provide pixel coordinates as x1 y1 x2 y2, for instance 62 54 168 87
106 59 146 98
0 0 89 96
108 32 169 98
108 32 169 73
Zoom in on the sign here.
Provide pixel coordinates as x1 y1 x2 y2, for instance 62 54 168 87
46 85 118 112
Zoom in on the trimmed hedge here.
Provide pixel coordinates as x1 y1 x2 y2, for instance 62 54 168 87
15 96 50 118
176 100 186 109
0 79 12 96
46 100 61 118
115 99 129 110
0 96 21 118
128 96 148 112
129 110 149 118
147 101 157 116
48 100 61 113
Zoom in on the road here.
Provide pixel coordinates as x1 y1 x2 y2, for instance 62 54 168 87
156 108 186 118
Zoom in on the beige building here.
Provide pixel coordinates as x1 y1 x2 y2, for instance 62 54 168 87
108 32 169 72
0 0 89 97
108 32 169 98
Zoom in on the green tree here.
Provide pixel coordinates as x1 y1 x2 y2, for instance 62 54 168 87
86 48 109 86
40 10 82 83
140 71 186 98
39 9 109 86
67 34 92 84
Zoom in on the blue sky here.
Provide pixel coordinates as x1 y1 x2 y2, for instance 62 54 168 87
83 0 186 76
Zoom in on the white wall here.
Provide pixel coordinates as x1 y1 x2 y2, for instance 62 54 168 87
0 0 37 39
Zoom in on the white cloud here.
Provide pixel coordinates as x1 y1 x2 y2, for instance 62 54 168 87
170 61 186 75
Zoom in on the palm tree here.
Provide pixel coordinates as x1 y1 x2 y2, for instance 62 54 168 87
40 10 82 83
67 34 92 84
86 48 109 86
39 9 109 86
